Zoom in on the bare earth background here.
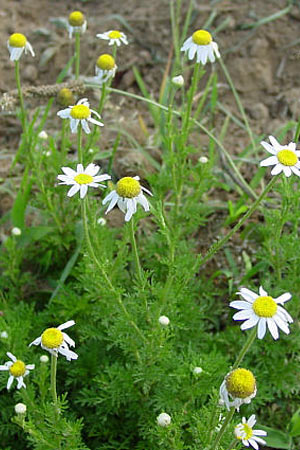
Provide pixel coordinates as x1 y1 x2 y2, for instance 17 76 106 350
0 0 299 217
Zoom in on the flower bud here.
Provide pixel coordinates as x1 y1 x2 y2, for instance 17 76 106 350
11 227 21 236
157 412 171 427
57 88 75 107
158 316 170 327
172 75 184 87
38 130 48 140
193 367 203 375
15 403 27 414
199 156 208 164
40 355 49 363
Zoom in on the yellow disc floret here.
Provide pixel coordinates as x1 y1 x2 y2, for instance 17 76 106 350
9 33 27 48
41 328 64 349
74 173 93 185
116 177 141 198
226 368 256 399
97 54 115 70
10 360 26 377
70 104 90 119
277 149 297 166
235 424 253 440
252 296 277 318
57 88 75 107
108 30 122 39
69 11 85 26
192 30 212 45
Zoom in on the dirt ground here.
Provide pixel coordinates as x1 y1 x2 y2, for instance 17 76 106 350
0 0 300 214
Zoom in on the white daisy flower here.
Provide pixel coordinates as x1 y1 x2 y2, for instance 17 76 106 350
235 415 267 450
219 368 257 411
29 320 78 361
96 30 128 46
181 29 220 65
57 98 104 134
0 352 35 390
102 176 152 222
67 11 87 39
260 135 300 177
230 286 293 340
57 163 111 199
95 54 117 85
7 33 35 61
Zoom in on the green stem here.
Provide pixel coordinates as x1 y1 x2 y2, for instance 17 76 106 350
211 407 235 450
219 57 256 153
81 198 146 345
232 327 257 370
15 60 27 134
61 119 68 159
77 124 83 164
130 218 143 284
50 353 58 415
225 438 239 450
198 176 277 268
75 32 80 79
182 62 201 140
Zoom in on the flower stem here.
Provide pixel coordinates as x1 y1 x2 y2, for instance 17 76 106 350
75 32 80 79
81 198 146 345
130 218 143 284
77 124 83 164
211 407 235 450
61 118 68 160
198 176 277 269
15 60 27 135
50 353 58 415
232 327 257 370
182 62 201 141
225 438 239 450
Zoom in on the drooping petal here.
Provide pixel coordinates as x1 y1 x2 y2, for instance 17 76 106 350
267 318 279 340
7 375 14 390
62 332 75 347
29 336 41 347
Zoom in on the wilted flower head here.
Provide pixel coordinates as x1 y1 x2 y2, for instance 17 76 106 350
67 11 87 39
102 176 152 222
30 320 78 361
7 33 35 61
96 30 128 46
260 135 300 177
95 54 117 85
181 29 220 64
219 368 257 411
157 412 171 427
0 352 35 390
230 286 293 340
235 415 267 450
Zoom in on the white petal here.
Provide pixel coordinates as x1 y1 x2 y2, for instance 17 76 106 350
85 163 100 176
0 365 9 371
81 119 91 134
57 108 71 119
247 415 256 427
267 318 279 340
257 318 267 339
62 332 75 347
230 300 252 310
260 156 278 167
105 193 119 213
17 376 25 389
253 430 267 437
6 352 17 362
259 286 268 296
260 140 276 155
248 438 258 450
232 310 254 321
269 135 281 150
200 46 209 65
26 41 35 57
252 436 266 445
26 364 35 370
67 184 80 197
88 117 104 127
277 305 293 323
80 184 88 198
117 198 127 214
70 118 79 133
93 174 111 182
136 193 150 211
188 43 197 60
103 190 117 205
58 320 75 331
270 164 283 175
283 166 292 177
240 315 259 330
29 336 41 347
141 185 153 196
291 166 300 177
7 375 14 390
275 292 291 304
58 346 78 361
273 315 290 334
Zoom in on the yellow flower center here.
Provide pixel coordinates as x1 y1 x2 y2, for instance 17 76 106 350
57 88 75 107
41 328 64 349
69 11 85 26
9 33 27 48
10 360 26 377
70 104 90 119
192 30 212 45
74 173 93 185
226 368 256 399
96 54 115 70
108 30 122 39
277 149 297 166
252 296 277 318
236 424 253 440
116 177 141 198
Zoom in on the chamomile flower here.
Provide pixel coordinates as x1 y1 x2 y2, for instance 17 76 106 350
219 368 257 411
57 98 104 134
67 11 87 39
260 135 300 177
102 176 152 222
29 320 78 361
96 30 128 46
95 54 117 85
181 29 220 64
0 352 35 390
7 33 35 61
230 286 293 340
57 163 111 199
235 415 267 450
